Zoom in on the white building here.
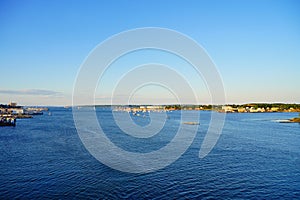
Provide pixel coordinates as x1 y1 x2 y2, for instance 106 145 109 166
9 108 24 114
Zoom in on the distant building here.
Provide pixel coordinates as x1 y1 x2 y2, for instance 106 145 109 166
256 108 265 112
222 106 234 112
9 108 24 114
146 106 161 109
238 107 246 113
8 102 17 107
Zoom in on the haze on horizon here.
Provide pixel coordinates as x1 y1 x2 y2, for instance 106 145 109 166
1 0 299 106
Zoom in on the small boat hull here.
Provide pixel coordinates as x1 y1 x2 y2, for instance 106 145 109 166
0 117 16 127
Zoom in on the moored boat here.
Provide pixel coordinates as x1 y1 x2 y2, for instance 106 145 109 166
0 117 16 127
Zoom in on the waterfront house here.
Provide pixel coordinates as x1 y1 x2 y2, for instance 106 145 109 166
9 108 24 114
238 107 246 113
222 106 234 112
271 107 279 112
8 102 17 107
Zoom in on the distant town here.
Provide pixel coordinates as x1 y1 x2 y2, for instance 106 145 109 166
1 102 300 126
0 102 48 116
2 102 300 115
0 102 49 126
111 104 299 123
112 103 300 113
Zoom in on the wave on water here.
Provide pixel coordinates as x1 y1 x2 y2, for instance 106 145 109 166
272 119 292 123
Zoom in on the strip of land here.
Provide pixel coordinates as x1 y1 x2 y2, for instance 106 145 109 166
111 103 300 113
0 102 48 119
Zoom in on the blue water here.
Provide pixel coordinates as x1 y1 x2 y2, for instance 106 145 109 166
0 108 299 199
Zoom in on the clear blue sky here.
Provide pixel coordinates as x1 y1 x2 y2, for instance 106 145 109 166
0 0 299 105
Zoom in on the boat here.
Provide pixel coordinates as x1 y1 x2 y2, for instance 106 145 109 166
26 111 43 115
31 111 43 115
0 117 16 127
183 121 200 125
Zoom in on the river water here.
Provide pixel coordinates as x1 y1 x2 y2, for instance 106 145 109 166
0 107 299 199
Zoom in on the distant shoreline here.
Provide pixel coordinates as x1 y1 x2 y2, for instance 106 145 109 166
70 103 300 113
